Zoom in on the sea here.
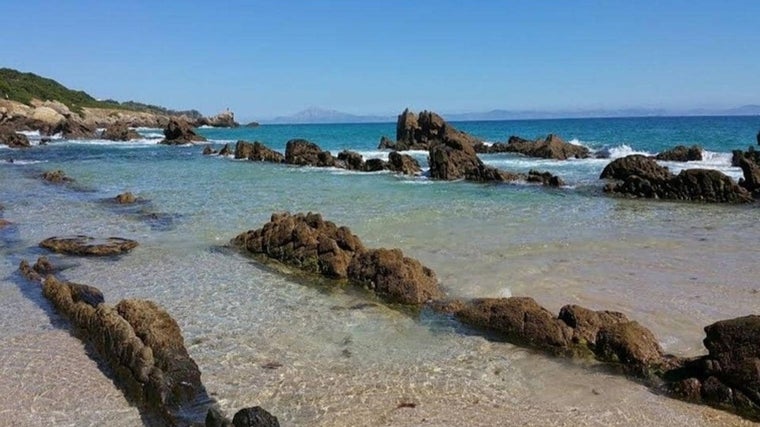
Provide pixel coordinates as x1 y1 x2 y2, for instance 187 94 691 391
1 116 759 426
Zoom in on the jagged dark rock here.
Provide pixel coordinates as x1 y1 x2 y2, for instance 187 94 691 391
526 170 565 187
202 145 216 155
378 109 481 151
387 151 421 175
600 155 672 181
161 118 207 145
284 139 335 167
61 118 97 139
0 126 30 148
231 406 280 427
594 321 665 378
218 143 232 156
234 141 284 163
655 145 703 161
337 150 365 170
558 304 629 346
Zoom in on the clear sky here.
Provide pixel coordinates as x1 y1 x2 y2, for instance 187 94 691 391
3 0 759 121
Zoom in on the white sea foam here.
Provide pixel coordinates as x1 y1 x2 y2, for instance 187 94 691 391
16 130 40 137
1 159 47 165
62 138 158 147
595 144 653 159
141 132 164 139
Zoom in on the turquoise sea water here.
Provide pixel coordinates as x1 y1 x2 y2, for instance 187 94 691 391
1 116 759 426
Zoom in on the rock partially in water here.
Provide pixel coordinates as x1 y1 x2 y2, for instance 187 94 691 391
161 118 207 144
284 139 335 167
235 141 284 163
655 145 703 161
378 108 481 151
231 406 280 427
202 145 217 155
601 155 752 203
593 321 665 378
387 151 421 176
40 235 138 256
526 170 565 187
348 248 442 305
455 297 573 354
218 143 233 156
102 122 142 141
558 304 629 346
115 191 138 204
61 117 98 140
489 134 590 160
232 212 443 305
428 132 518 182
337 150 365 171
0 126 31 148
41 169 74 183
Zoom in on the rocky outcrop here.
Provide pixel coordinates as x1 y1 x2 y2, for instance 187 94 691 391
202 145 216 155
231 212 442 305
40 235 138 256
234 141 285 163
337 150 365 171
41 169 73 183
61 117 98 139
601 155 751 203
387 151 421 175
655 145 703 161
558 304 629 346
160 118 207 145
102 122 142 141
594 321 666 377
284 139 335 167
666 315 760 420
526 170 565 187
0 127 30 148
378 109 482 151
487 134 590 159
428 134 521 182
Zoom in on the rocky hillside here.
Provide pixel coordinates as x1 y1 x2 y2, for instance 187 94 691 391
0 68 238 132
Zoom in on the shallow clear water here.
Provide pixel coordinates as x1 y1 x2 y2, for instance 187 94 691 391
1 116 759 425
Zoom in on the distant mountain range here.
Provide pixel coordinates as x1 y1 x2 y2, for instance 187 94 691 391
262 105 760 124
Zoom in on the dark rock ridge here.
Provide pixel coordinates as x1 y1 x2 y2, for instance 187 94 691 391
484 134 590 160
732 149 760 196
284 139 335 167
195 110 238 128
655 145 703 161
19 258 276 426
102 122 142 141
160 118 207 145
203 145 216 155
231 212 443 305
218 143 232 156
387 151 422 175
335 150 419 175
601 155 751 203
40 235 138 256
235 140 285 163
378 108 481 151
0 126 30 148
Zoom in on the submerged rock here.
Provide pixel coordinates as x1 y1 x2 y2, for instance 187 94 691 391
115 191 138 204
40 235 138 256
655 145 703 161
348 248 442 304
284 139 335 167
161 118 207 144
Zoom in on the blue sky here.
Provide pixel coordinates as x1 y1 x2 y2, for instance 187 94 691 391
3 1 759 121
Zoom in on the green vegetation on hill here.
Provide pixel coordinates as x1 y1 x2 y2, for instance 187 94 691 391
0 68 201 117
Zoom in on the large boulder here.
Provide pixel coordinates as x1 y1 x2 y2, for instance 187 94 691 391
428 131 517 182
736 156 760 194
61 118 98 139
387 151 421 175
456 297 573 354
594 321 664 377
526 170 565 187
102 122 141 141
161 118 207 144
337 150 366 171
347 248 442 305
284 139 335 167
0 127 30 148
495 134 590 160
231 406 280 427
655 145 703 161
234 141 284 163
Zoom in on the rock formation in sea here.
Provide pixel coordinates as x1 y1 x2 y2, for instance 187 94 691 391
378 108 482 151
600 155 751 203
485 134 591 160
655 145 703 161
231 212 443 304
195 109 239 128
160 118 207 145
731 148 760 197
114 192 138 204
234 140 285 163
102 121 142 141
284 139 336 167
41 169 74 184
